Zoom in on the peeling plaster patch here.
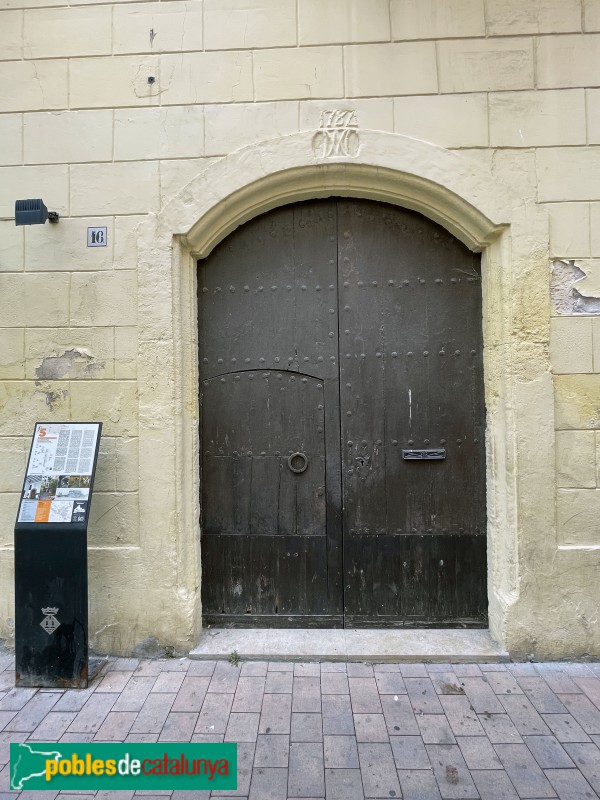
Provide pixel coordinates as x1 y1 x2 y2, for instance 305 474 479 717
551 260 600 315
35 387 69 411
573 260 600 299
35 349 105 380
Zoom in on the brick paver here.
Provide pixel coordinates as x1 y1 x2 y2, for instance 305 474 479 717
0 654 599 798
289 742 325 797
322 694 355 736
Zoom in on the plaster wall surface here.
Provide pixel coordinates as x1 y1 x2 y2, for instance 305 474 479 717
1 0 599 659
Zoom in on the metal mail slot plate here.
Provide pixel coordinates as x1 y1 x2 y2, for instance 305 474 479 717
402 448 446 460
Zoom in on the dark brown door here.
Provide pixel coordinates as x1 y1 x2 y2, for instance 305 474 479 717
198 199 486 628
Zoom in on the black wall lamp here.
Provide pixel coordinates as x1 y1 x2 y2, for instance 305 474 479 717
15 199 59 226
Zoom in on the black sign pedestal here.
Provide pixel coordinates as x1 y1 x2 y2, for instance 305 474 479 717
14 422 102 689
15 523 88 688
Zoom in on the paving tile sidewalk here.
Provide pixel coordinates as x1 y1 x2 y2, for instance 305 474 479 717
0 653 599 799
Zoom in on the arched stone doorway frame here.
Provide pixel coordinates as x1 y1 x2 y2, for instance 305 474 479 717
136 129 553 653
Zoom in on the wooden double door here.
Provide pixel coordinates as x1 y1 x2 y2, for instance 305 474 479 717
199 199 487 628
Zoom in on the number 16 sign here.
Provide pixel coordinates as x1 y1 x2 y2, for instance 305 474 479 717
87 227 107 247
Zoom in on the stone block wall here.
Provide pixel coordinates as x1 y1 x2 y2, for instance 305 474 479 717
1 0 600 656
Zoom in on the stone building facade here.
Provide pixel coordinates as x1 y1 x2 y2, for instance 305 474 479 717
1 0 600 658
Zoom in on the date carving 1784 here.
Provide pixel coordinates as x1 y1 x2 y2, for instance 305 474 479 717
312 109 360 158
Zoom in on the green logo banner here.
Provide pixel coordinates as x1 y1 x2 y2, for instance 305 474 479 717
10 742 237 791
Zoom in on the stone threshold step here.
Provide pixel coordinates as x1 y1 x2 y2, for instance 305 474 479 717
189 628 508 663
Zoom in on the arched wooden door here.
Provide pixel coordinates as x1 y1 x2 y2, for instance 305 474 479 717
198 199 487 628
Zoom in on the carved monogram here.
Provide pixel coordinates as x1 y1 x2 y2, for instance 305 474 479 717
312 109 360 158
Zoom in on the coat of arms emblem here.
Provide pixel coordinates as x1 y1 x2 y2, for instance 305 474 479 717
40 607 60 635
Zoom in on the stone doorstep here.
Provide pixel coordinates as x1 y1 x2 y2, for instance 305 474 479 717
189 629 509 663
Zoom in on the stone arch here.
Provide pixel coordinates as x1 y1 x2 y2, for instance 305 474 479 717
158 130 509 256
135 129 547 653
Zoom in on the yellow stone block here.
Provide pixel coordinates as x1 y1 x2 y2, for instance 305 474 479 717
70 162 159 216
0 329 24 379
489 90 585 147
556 430 596 488
137 341 175 427
139 342 175 432
159 158 218 207
555 374 600 429
537 149 600 203
24 274 70 327
0 60 67 113
70 271 137 327
70 381 139 437
301 0 390 45
0 275 25 328
489 147 539 197
113 1 203 54
94 436 117 493
0 381 70 437
0 10 22 59
9 273 70 329
0 495 20 547
0 222 23 271
486 0 581 34
586 90 600 144
115 327 138 379
391 0 484 40
24 110 112 165
548 203 591 258
88 492 140 547
25 327 115 380
591 204 600 256
114 106 204 161
254 46 344 101
394 94 488 148
137 435 176 506
593 319 600 371
550 317 593 374
1 0 62 7
585 0 600 30
557 488 600 545
206 102 298 156
24 6 111 58
345 42 437 98
0 438 28 493
0 114 22 167
159 51 254 105
114 215 144 271
537 35 600 89
206 0 296 49
116 437 139 492
438 38 534 93
69 55 160 110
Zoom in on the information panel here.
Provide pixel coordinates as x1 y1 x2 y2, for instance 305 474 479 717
17 422 101 525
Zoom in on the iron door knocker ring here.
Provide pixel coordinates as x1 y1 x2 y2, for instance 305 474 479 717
288 452 308 474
